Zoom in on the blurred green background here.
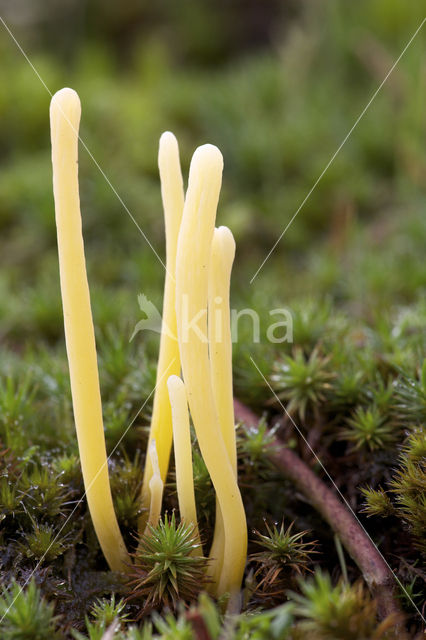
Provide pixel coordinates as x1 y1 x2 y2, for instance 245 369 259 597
0 0 425 359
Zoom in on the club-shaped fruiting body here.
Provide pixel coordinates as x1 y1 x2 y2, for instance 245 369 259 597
147 440 164 528
50 87 247 594
167 374 201 550
50 88 129 572
140 132 184 529
207 225 238 585
175 145 247 596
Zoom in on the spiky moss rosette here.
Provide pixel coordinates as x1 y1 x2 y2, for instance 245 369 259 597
289 571 394 640
126 513 208 615
250 521 317 607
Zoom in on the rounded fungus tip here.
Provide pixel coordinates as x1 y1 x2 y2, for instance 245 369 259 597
160 130 178 146
191 144 223 175
51 87 80 107
214 226 236 259
50 87 81 125
167 374 183 393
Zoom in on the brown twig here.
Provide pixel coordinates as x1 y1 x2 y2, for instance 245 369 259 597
186 610 213 640
233 400 408 635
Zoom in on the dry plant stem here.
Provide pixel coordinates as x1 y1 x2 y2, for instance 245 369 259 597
270 446 403 624
186 611 213 640
50 88 129 573
233 400 407 631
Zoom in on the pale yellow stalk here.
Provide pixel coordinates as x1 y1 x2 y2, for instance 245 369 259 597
167 375 201 549
207 226 239 585
147 440 164 528
139 131 184 531
50 88 129 572
175 145 247 596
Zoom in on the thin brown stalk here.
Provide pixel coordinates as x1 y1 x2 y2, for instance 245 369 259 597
233 400 408 636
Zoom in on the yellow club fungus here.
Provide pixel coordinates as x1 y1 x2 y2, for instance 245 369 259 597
50 86 247 594
167 374 201 549
147 440 164 528
140 132 184 531
175 145 247 596
50 88 129 573
207 225 238 585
